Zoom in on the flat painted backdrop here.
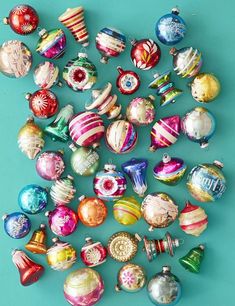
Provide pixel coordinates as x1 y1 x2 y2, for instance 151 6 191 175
0 0 234 305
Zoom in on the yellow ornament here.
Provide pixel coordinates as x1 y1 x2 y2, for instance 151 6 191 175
113 196 141 225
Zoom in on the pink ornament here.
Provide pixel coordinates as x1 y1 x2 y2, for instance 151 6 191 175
149 115 181 151
36 151 65 180
69 111 105 148
45 205 78 236
116 66 140 95
80 237 107 267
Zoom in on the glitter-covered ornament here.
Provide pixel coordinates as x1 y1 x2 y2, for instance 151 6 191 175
116 66 140 95
18 117 44 160
80 237 107 267
113 196 141 225
93 163 127 201
50 175 76 206
2 212 31 239
34 61 62 89
179 245 205 273
25 224 47 254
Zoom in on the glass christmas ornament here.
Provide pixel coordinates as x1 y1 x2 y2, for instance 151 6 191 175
36 150 65 181
36 28 66 59
155 8 186 45
25 224 47 254
86 82 121 119
34 61 62 89
45 205 78 236
25 89 59 119
63 52 97 92
93 163 127 201
47 237 77 271
131 38 161 70
50 175 76 206
189 73 221 103
116 66 140 95
69 143 99 176
153 153 187 186
126 95 156 126
179 245 205 273
45 104 74 142
12 249 44 286
122 158 148 197
64 268 104 306
181 106 216 148
150 115 181 151
143 232 181 262
147 266 181 306
141 192 178 231
179 201 208 236
3 4 39 35
113 196 141 225
115 263 146 293
148 71 182 107
105 119 138 154
170 47 203 78
59 6 89 47
2 212 31 239
77 195 108 227
96 27 126 64
18 184 48 214
80 237 107 267
18 117 45 160
69 111 105 148
187 161 226 202
0 40 32 78
107 231 142 262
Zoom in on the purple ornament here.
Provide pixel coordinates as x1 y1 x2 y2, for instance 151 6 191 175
2 212 31 239
45 205 78 236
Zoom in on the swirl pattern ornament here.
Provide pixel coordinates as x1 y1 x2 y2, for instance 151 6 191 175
50 175 76 206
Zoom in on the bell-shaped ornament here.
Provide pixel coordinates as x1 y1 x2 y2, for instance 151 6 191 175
25 224 47 254
179 244 205 273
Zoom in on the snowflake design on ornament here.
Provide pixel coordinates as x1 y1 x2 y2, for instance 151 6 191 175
159 17 185 40
32 94 48 111
54 159 65 176
21 23 33 34
57 215 70 227
122 270 135 287
12 5 28 15
11 215 28 236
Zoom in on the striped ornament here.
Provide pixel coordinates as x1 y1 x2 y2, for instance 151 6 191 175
150 115 181 151
113 197 141 225
59 7 89 47
179 201 208 236
105 120 138 154
50 175 76 206
69 111 105 148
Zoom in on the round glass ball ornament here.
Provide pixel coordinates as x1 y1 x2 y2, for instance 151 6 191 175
2 212 31 239
113 196 141 225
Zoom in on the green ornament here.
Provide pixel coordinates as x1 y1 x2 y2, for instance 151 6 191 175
179 244 205 273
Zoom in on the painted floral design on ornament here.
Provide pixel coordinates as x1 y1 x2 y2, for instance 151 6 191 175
121 270 135 287
133 40 158 70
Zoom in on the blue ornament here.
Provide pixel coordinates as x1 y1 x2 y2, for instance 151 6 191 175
155 8 186 46
2 212 31 239
18 184 48 214
122 158 148 197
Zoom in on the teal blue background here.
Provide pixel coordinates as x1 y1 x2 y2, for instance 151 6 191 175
0 0 234 305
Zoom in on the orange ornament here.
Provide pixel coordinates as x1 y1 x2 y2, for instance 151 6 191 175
77 195 107 227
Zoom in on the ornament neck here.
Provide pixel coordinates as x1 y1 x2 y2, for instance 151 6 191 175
163 153 171 163
117 66 124 74
162 266 171 273
3 17 9 25
213 160 224 169
172 7 180 15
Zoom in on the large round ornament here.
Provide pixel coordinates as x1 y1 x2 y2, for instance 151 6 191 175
131 38 161 70
69 111 105 148
189 73 221 103
93 163 127 201
36 28 66 59
18 184 48 214
147 266 181 306
18 117 45 160
50 175 76 206
187 161 226 202
141 192 178 231
113 197 141 226
3 5 39 35
179 201 208 236
150 115 181 151
80 237 107 267
34 61 62 89
155 8 186 45
77 195 108 227
170 47 203 78
181 107 216 148
36 150 65 181
96 27 126 64
47 237 77 271
116 66 140 95
2 212 31 239
45 205 78 236
25 89 59 119
63 52 97 91
126 95 156 126
153 153 187 185
115 263 146 293
0 40 32 78
105 120 138 154
64 268 104 306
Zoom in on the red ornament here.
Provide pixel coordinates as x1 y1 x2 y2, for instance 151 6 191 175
25 89 59 119
3 5 39 35
116 66 140 95
131 38 161 70
80 237 107 267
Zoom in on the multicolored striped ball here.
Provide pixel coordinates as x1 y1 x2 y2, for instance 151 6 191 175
113 197 141 225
